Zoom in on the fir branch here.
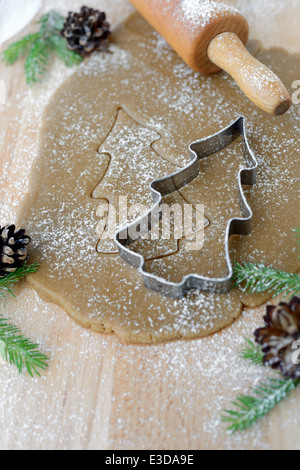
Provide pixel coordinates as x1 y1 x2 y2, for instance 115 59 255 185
232 262 300 299
49 35 83 68
0 264 39 298
224 231 300 433
222 377 300 433
1 33 41 65
24 40 51 84
0 263 49 376
24 10 65 84
240 338 264 366
0 316 49 377
1 11 82 85
37 10 65 35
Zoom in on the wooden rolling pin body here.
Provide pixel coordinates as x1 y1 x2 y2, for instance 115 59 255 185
129 0 291 115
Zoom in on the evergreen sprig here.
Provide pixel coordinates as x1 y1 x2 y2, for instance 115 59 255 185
233 229 300 299
0 316 49 377
1 11 83 84
0 264 49 377
0 263 39 297
222 377 300 433
1 33 40 65
232 262 300 299
223 339 300 433
223 232 300 433
240 338 264 366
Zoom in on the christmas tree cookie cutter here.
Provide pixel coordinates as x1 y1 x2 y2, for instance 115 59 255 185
115 116 258 298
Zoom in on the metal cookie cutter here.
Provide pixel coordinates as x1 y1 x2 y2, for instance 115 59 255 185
115 116 258 298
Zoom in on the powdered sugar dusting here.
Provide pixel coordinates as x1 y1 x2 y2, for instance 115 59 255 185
180 0 239 28
0 288 277 449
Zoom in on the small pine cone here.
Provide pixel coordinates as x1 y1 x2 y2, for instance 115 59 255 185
0 225 31 278
255 297 300 379
61 6 111 57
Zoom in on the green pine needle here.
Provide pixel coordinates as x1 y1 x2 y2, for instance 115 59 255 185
223 233 300 433
232 262 300 299
49 35 83 68
24 40 50 84
222 377 300 433
0 264 39 297
0 263 49 376
1 33 41 65
37 10 65 34
0 316 49 377
1 10 83 85
240 338 264 366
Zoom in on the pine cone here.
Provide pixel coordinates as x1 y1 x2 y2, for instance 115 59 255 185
61 6 111 57
255 297 300 379
0 225 31 278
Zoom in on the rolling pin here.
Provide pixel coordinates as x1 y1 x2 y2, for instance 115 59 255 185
129 0 291 116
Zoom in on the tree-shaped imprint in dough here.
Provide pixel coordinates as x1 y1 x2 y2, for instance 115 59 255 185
93 108 208 259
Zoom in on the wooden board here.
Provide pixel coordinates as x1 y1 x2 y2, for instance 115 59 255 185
0 0 299 450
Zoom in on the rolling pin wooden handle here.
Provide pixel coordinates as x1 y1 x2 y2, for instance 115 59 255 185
207 32 292 116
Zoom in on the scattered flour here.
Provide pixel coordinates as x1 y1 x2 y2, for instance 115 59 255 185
180 0 239 27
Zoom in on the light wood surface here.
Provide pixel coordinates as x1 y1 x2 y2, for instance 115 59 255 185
0 0 299 450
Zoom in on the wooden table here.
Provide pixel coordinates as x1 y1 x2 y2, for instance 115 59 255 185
0 0 299 450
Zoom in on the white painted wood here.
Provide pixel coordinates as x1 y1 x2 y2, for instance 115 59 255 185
0 0 41 46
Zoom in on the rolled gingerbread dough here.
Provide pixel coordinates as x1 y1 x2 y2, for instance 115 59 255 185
19 14 300 344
